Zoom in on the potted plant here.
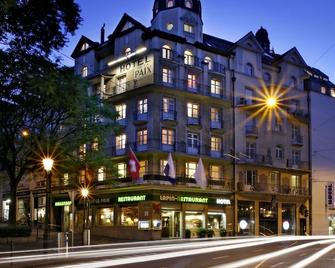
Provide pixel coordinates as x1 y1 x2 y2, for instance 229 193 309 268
207 228 214 238
197 227 207 238
220 228 227 237
185 229 191 239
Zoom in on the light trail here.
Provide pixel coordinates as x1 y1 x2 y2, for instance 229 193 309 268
213 239 335 268
289 242 335 268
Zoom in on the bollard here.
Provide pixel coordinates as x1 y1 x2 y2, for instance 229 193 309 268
65 232 69 255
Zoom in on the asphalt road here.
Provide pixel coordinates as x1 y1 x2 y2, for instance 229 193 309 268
0 236 335 268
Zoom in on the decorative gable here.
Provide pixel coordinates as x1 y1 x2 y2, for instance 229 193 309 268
279 47 307 66
233 32 264 53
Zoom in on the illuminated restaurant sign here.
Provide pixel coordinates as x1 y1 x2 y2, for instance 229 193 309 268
160 195 231 205
117 195 147 203
55 201 72 207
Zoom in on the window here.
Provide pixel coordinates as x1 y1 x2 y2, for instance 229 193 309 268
211 136 222 152
81 43 89 51
263 72 271 83
92 138 99 151
184 23 193 33
204 57 213 70
117 163 127 178
245 88 254 105
116 104 126 120
245 170 257 185
160 160 168 175
274 118 283 132
162 128 175 145
63 173 69 186
292 151 301 165
137 129 148 145
166 0 174 7
275 145 284 160
210 165 221 180
137 98 148 114
184 50 194 65
186 162 197 178
291 175 301 188
292 125 300 138
121 206 139 226
270 171 280 185
162 45 172 59
79 144 86 158
246 143 256 159
125 48 132 56
116 134 126 150
163 97 175 113
245 63 254 76
139 160 148 178
116 75 127 94
97 208 113 226
187 102 199 118
187 133 199 148
289 76 297 88
98 167 106 182
321 86 327 94
166 23 174 31
211 79 221 95
185 0 193 8
331 89 335 97
210 107 220 122
81 66 88 78
187 74 197 89
162 67 174 84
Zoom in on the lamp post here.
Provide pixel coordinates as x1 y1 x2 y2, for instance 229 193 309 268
42 157 54 249
80 187 90 245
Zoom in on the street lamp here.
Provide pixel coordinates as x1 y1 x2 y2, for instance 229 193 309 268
42 157 54 249
80 187 90 245
266 97 278 108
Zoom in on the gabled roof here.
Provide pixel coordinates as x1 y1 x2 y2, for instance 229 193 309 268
231 31 264 53
202 34 234 53
274 47 307 67
71 36 99 58
108 13 148 41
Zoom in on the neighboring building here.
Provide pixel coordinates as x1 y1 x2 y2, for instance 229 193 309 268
306 67 335 235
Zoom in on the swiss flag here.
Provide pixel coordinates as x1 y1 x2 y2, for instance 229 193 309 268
128 147 140 181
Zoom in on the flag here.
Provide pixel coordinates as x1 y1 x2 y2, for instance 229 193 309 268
128 147 140 181
194 158 207 189
164 153 176 184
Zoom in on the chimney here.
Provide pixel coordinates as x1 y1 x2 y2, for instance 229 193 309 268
100 24 105 44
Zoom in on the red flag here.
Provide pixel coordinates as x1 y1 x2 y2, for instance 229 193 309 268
128 147 140 181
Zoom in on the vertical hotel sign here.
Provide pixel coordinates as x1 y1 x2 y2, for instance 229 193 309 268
114 53 154 90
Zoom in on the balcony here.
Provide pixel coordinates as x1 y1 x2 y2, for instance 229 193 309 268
161 144 175 152
134 112 148 123
245 125 258 137
287 159 309 170
208 62 226 74
237 182 308 196
187 116 201 126
184 80 201 94
160 49 178 62
292 135 303 146
210 120 223 129
162 110 177 121
186 145 200 155
210 149 224 158
116 118 127 127
240 154 272 166
289 109 309 121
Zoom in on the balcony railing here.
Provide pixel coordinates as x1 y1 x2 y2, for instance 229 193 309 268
292 135 303 146
134 112 148 122
237 182 308 196
162 109 177 121
210 120 224 129
187 116 201 125
245 125 258 137
239 154 272 165
287 159 309 170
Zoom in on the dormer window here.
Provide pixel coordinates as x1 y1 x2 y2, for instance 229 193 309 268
204 57 213 70
81 43 89 51
166 0 174 8
185 0 193 8
289 76 297 88
81 66 88 78
125 48 132 56
184 50 194 65
245 63 254 77
162 45 172 59
184 23 193 33
321 86 327 94
166 23 174 31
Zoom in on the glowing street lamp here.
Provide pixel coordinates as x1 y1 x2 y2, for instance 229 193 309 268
42 157 54 249
266 97 278 108
21 129 29 138
81 187 89 199
81 187 91 245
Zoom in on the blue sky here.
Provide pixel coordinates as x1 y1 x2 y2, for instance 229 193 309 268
61 0 335 82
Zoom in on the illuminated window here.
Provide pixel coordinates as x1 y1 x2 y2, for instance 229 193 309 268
81 43 90 51
81 66 88 78
166 0 174 8
187 74 197 89
139 160 148 178
98 167 106 181
292 151 301 165
121 207 139 226
275 145 284 160
210 107 220 122
291 175 301 188
79 144 86 159
116 75 127 94
184 50 194 65
116 134 126 150
163 97 175 113
185 162 197 178
331 89 335 97
211 136 222 152
211 79 221 95
125 48 132 56
162 45 172 59
162 128 175 145
321 86 327 94
210 166 221 180
185 0 193 8
160 160 168 175
245 63 254 77
162 67 174 84
97 208 114 226
204 56 213 70
116 104 126 119
63 173 69 186
245 170 257 185
184 23 193 33
137 129 148 145
117 163 127 178
187 102 199 118
92 138 99 151
187 132 199 149
79 170 86 184
166 23 174 31
137 98 148 114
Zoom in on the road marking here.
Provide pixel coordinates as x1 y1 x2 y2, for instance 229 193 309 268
253 249 263 252
299 252 307 257
254 259 266 268
288 241 298 247
213 256 229 260
271 262 285 268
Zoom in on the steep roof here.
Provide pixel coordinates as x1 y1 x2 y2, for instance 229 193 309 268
71 36 99 58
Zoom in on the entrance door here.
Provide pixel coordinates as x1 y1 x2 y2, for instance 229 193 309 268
162 215 171 238
162 211 181 238
300 219 306 235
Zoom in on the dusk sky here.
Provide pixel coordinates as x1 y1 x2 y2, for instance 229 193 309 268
61 0 335 82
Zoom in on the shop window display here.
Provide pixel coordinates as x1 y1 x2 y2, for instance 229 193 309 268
185 211 205 237
97 208 114 226
207 212 226 237
238 201 255 235
259 202 278 235
282 204 296 235
121 206 139 226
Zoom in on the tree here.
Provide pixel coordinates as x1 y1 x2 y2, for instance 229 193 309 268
0 0 119 225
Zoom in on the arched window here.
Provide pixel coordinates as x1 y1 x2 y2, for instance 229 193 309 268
185 0 193 8
162 45 172 59
167 0 174 8
125 47 132 56
184 50 194 65
289 76 297 88
245 63 254 77
263 72 272 83
204 56 213 70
